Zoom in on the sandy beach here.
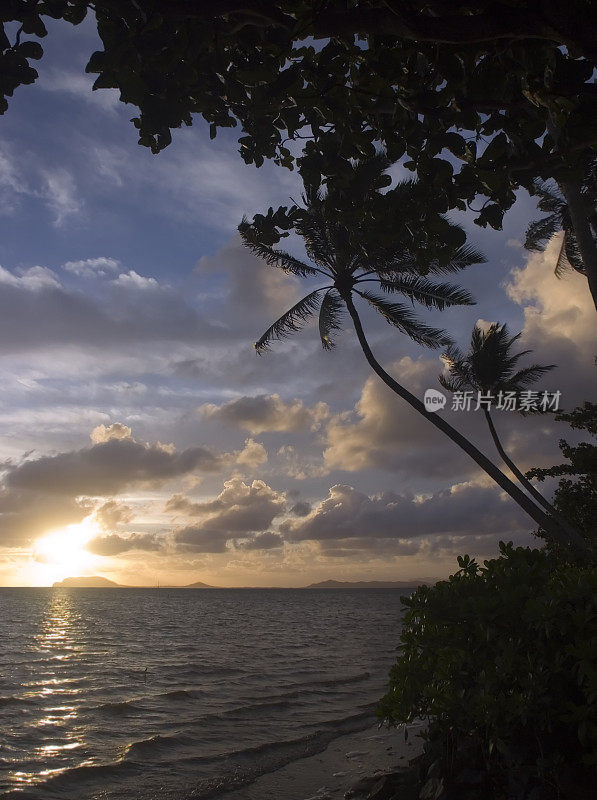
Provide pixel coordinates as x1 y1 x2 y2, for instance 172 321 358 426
219 721 425 800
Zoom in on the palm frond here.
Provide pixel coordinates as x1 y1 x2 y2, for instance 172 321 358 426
254 290 324 353
318 289 344 349
439 373 468 392
360 242 485 280
524 214 560 252
356 290 451 348
295 211 337 272
375 274 475 310
563 231 585 274
553 229 585 277
435 244 487 274
240 235 323 278
439 345 472 391
531 179 566 214
507 364 556 390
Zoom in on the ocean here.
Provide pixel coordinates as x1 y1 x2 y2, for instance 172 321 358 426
0 587 412 800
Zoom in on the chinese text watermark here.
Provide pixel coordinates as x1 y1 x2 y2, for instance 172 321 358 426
424 389 561 413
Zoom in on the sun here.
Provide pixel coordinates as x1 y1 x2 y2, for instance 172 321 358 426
31 517 101 585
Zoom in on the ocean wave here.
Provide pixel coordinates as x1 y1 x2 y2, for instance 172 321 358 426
0 696 37 708
181 710 376 798
122 732 194 759
158 688 207 701
93 699 143 716
2 759 140 798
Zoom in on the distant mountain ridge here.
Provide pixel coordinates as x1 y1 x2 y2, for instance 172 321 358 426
53 576 121 588
52 576 216 588
305 579 430 589
52 576 434 589
183 581 215 588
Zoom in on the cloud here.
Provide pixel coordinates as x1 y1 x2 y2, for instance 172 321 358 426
41 168 81 225
0 426 234 549
169 478 286 552
280 482 528 546
289 501 311 517
0 265 60 291
200 393 329 434
5 436 226 497
94 499 134 529
235 438 268 468
89 137 300 233
0 263 223 354
63 257 120 278
86 532 162 556
37 69 120 113
234 531 284 550
323 356 475 479
111 271 159 290
0 490 89 547
90 422 132 444
195 237 301 330
276 444 328 480
504 236 594 411
173 526 230 553
0 143 30 214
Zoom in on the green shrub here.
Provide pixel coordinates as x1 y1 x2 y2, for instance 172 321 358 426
378 543 597 799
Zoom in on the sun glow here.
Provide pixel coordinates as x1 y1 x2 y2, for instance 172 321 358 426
31 517 101 585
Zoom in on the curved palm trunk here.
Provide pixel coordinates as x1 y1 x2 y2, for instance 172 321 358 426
343 295 587 554
483 409 582 542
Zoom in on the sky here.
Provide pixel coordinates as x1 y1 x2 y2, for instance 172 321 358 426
0 16 594 587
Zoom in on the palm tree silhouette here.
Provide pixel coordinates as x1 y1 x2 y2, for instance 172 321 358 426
439 323 567 516
239 158 586 552
524 179 585 278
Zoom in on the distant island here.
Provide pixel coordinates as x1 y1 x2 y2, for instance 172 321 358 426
305 579 429 589
183 581 215 589
52 575 432 589
52 576 216 588
53 576 122 588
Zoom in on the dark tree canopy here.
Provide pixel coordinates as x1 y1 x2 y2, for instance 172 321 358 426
528 402 597 543
3 2 597 302
2 2 596 227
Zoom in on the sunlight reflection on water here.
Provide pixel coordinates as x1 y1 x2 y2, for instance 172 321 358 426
7 593 87 787
1 588 408 799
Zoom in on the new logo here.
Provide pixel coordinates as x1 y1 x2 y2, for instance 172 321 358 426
424 389 447 412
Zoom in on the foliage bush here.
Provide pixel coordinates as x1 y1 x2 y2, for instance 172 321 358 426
378 543 597 799
527 402 597 551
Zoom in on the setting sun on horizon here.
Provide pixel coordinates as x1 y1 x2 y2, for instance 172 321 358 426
29 517 101 587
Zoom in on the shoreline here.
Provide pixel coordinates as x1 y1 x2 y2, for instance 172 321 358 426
218 721 425 800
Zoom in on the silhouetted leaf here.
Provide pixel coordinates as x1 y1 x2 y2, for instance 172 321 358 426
357 290 451 348
318 289 343 349
254 290 324 352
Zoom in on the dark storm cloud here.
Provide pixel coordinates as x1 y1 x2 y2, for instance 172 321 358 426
280 483 528 543
86 532 162 556
95 500 133 529
323 356 479 479
0 265 225 354
166 478 286 533
5 438 226 496
173 526 230 553
169 478 286 554
199 394 328 434
289 501 311 517
195 237 300 333
0 489 89 547
234 531 284 550
0 432 231 548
